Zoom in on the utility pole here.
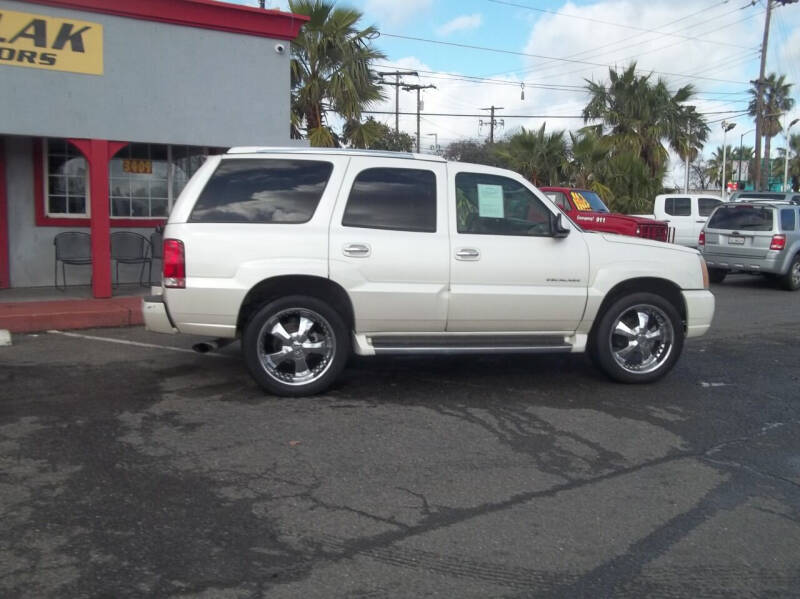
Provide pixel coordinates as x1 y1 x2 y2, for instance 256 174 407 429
480 106 504 144
376 70 418 132
721 121 736 201
403 84 436 153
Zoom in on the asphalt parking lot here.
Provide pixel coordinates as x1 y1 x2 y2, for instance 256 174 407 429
1 275 800 598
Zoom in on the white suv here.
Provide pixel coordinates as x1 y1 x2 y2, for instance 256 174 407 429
143 148 715 396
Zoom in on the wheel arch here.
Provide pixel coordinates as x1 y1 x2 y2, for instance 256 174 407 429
236 275 355 335
588 277 687 343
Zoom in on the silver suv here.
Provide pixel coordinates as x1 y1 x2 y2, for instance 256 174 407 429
729 191 800 203
699 200 800 290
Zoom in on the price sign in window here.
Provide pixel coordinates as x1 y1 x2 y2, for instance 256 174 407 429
122 159 153 175
571 192 592 211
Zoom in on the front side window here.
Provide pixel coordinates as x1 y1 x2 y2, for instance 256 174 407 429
189 159 333 223
343 167 436 232
456 172 553 236
45 139 88 217
781 209 796 231
698 198 721 217
665 197 691 216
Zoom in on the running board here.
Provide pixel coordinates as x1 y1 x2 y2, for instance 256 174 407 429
369 335 572 355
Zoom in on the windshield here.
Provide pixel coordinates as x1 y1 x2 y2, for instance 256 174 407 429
570 190 609 213
707 205 774 231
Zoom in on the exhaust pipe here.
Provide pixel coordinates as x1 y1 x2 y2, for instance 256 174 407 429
192 338 234 354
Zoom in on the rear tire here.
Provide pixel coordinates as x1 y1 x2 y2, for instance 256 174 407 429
590 292 684 384
780 255 800 291
708 268 727 284
242 295 349 396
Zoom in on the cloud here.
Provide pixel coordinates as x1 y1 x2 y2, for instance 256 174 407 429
364 0 433 26
437 14 483 36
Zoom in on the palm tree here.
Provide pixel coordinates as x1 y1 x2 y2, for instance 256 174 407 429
749 72 795 189
583 62 709 177
707 145 736 190
496 124 567 186
289 0 386 146
566 128 613 201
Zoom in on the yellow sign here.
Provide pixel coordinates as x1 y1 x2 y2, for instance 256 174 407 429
0 9 103 75
122 159 153 175
571 192 592 211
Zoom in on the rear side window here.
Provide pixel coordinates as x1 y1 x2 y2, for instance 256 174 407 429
698 198 721 217
544 191 569 211
342 167 436 233
708 206 774 231
665 197 691 216
781 209 796 231
189 159 333 223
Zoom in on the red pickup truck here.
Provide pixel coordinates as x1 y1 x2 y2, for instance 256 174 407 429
540 187 671 242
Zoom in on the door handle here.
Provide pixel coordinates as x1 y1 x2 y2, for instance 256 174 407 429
696 220 706 223
343 243 371 257
455 248 480 260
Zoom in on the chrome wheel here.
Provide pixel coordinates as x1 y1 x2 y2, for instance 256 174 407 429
256 308 335 386
608 304 675 375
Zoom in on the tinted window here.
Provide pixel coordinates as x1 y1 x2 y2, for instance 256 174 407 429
456 172 553 236
189 159 333 223
544 191 569 211
781 209 796 231
698 198 721 217
665 197 691 216
708 206 774 231
342 168 436 232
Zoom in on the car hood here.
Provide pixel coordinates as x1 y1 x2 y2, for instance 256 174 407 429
600 233 699 254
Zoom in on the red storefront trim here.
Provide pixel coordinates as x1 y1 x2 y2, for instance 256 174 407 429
33 139 166 229
0 142 9 289
22 0 308 41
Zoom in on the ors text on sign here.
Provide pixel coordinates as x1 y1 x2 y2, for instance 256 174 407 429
0 9 103 75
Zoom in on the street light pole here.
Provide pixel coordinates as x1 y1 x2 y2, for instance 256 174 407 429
739 128 754 191
721 121 736 201
783 117 799 191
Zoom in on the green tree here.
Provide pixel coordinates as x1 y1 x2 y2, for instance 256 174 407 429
289 0 385 146
706 145 736 189
583 62 709 177
443 140 506 166
343 117 414 151
565 128 613 201
749 73 795 189
496 124 567 186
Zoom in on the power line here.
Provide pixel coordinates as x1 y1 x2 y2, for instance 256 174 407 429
361 109 748 119
379 33 751 84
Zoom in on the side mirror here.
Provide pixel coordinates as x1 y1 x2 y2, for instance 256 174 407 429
552 212 570 238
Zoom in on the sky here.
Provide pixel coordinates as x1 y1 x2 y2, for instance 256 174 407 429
230 0 800 187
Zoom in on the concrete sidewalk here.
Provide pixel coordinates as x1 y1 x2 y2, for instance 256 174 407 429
0 286 146 333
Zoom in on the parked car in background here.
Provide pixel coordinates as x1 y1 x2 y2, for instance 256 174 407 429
635 194 722 248
699 200 800 290
729 190 800 203
540 187 670 242
143 148 714 396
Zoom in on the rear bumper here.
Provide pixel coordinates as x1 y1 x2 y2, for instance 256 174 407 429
702 251 783 274
682 290 715 338
142 295 177 334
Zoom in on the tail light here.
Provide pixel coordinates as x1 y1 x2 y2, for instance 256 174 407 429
698 231 705 246
163 239 186 288
770 234 786 251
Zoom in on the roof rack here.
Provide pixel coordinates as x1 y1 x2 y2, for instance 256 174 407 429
226 146 447 162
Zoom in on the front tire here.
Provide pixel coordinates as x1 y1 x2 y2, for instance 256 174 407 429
590 292 684 384
708 268 727 284
242 295 349 397
780 255 800 291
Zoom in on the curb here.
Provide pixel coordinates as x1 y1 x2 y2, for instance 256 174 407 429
0 297 143 334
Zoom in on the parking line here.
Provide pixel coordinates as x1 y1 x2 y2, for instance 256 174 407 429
47 330 231 358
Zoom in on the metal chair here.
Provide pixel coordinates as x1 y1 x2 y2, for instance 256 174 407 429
54 232 92 290
110 231 151 287
148 228 163 286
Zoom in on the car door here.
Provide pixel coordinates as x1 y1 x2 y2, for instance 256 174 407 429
447 166 589 333
328 157 449 332
662 196 694 245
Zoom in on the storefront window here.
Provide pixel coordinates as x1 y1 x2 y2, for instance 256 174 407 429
45 139 88 217
110 143 170 217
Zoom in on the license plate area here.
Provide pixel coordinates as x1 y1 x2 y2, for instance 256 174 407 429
728 235 745 245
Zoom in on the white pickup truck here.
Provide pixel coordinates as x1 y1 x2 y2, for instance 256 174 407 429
635 194 723 248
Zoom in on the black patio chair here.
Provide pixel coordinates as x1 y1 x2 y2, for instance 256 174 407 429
54 231 92 290
111 231 151 287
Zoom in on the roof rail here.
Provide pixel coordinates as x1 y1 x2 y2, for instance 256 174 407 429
226 146 447 162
